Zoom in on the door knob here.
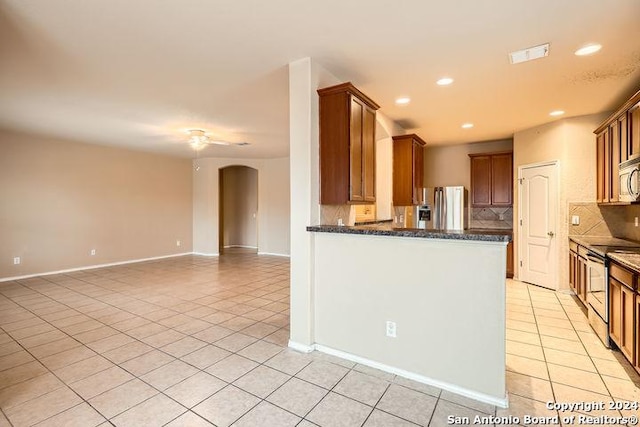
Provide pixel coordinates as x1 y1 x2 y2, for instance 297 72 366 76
547 231 555 237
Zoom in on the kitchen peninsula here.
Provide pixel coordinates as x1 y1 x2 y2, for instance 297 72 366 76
303 224 511 407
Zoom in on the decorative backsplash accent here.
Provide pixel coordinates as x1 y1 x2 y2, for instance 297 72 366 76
569 202 640 240
568 203 613 237
320 205 355 226
470 207 513 230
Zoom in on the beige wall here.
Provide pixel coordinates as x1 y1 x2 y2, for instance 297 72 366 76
221 166 258 248
424 139 513 189
193 156 290 257
513 113 608 290
312 232 507 405
0 129 193 279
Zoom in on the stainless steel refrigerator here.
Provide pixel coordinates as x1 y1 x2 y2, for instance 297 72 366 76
415 186 468 230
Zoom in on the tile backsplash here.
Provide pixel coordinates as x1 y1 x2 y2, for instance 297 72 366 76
569 202 640 241
320 204 355 226
470 207 513 230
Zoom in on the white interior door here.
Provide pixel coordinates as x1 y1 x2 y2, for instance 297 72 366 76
519 162 558 290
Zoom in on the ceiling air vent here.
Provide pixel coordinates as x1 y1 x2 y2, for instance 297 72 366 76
509 43 550 64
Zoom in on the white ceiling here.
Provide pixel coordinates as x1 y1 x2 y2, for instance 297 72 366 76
1 0 639 159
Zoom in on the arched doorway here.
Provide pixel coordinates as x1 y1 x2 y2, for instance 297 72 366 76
219 165 258 254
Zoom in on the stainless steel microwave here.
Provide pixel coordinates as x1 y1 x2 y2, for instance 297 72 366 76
619 157 640 202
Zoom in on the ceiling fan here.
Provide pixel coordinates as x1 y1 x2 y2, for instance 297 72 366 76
187 129 249 149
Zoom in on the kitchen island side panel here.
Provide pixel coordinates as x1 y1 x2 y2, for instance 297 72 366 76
312 232 506 403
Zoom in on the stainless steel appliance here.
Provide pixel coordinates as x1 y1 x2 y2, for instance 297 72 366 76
619 156 640 202
413 186 467 230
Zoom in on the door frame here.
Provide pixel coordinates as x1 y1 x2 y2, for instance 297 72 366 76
517 160 560 289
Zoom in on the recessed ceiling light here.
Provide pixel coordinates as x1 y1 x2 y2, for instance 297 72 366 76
509 43 550 64
461 123 474 129
550 110 565 116
436 77 454 86
395 97 411 105
575 43 602 56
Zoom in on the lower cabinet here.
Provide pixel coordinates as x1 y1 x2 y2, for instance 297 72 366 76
609 261 637 368
635 295 640 374
577 255 588 304
506 240 514 278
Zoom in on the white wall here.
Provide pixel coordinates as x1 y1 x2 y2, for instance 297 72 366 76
192 157 290 257
513 113 607 289
289 57 342 346
221 166 258 248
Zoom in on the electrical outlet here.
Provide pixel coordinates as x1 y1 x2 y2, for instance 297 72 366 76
386 321 397 338
394 216 398 223
498 213 504 220
176 240 181 247
399 214 404 223
13 257 20 265
571 215 580 225
337 218 344 226
90 249 96 256
635 217 639 227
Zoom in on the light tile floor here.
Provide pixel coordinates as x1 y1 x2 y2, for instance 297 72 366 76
0 255 639 426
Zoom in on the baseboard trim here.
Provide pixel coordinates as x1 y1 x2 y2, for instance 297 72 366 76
0 252 193 283
192 252 220 257
289 342 508 408
223 245 258 249
287 340 315 353
257 252 290 257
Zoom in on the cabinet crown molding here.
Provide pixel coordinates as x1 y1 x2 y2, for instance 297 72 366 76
317 82 380 110
392 134 427 146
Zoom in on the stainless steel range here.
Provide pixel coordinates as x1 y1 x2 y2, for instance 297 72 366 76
575 237 640 347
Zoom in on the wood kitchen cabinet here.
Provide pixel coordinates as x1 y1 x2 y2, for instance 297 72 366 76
506 240 514 279
595 89 640 205
609 261 637 364
392 134 426 206
569 242 579 294
635 295 640 374
318 82 379 204
469 151 513 207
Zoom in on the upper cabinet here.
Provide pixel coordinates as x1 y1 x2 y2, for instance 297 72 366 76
392 134 426 206
318 82 379 205
469 151 513 207
595 89 640 205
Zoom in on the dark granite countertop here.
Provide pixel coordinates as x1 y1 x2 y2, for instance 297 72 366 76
608 252 640 273
569 235 640 248
306 224 512 242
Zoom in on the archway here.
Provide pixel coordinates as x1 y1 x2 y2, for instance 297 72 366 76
218 165 258 254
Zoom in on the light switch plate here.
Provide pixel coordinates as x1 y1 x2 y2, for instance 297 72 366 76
571 215 580 225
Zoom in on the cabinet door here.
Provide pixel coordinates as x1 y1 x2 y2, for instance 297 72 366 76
620 113 629 162
604 128 611 203
362 106 376 202
506 240 514 278
471 156 491 206
630 104 640 159
610 278 622 347
491 153 513 206
610 123 620 202
635 294 640 374
620 285 635 362
569 252 576 293
413 141 424 205
349 97 364 202
579 258 588 303
596 132 605 203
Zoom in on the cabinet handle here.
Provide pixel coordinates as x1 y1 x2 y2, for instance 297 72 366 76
548 231 555 237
